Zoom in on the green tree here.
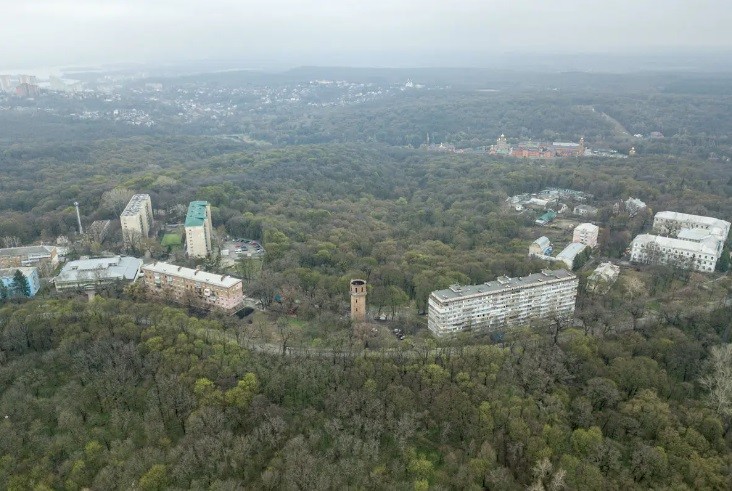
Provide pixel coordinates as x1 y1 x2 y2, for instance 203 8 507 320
12 270 30 297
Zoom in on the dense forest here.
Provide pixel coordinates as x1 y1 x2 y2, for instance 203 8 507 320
1 298 731 489
1 68 731 489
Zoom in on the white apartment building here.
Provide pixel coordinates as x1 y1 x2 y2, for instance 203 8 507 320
428 269 578 336
141 262 244 313
653 211 730 240
120 194 153 247
185 201 213 258
630 234 721 272
573 223 599 247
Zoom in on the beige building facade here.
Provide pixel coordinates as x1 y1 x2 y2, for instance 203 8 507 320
120 194 153 247
141 262 243 312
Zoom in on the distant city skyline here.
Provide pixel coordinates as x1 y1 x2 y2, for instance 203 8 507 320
2 1 732 71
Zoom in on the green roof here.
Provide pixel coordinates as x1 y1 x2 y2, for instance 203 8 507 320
185 201 209 227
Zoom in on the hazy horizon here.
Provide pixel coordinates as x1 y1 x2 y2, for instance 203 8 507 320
2 1 732 73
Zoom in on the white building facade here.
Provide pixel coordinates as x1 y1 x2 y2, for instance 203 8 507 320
653 211 730 239
120 194 153 247
428 269 578 336
630 234 721 272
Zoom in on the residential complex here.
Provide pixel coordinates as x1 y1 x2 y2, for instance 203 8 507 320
428 269 578 336
55 256 142 291
630 234 721 272
120 194 153 247
185 201 213 257
652 211 730 239
0 245 58 274
0 267 41 297
630 211 730 273
573 223 599 247
140 262 243 313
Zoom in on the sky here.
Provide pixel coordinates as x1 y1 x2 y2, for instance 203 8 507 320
2 0 732 71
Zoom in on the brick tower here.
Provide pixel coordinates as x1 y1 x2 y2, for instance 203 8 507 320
350 279 367 322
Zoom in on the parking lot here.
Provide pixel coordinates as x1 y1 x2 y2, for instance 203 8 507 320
221 238 265 265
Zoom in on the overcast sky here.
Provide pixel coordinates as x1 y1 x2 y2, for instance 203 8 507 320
2 0 731 70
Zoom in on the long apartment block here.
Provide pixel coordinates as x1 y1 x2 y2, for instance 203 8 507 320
141 262 243 313
428 269 578 336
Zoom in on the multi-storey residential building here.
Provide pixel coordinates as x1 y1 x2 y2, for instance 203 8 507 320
120 194 153 247
0 267 41 297
55 256 143 290
630 234 721 272
140 262 243 313
653 211 730 239
573 223 599 247
185 201 213 257
428 269 578 336
0 245 58 275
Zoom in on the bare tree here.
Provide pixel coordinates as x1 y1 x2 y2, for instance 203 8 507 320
101 187 134 216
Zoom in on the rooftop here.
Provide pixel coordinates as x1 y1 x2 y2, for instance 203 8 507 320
533 236 551 247
56 256 142 284
185 201 210 227
575 223 599 233
0 245 55 257
0 266 37 277
632 234 719 255
431 269 575 302
142 262 241 288
121 194 151 217
557 242 587 260
655 211 730 229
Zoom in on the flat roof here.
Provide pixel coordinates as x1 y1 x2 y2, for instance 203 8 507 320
557 242 587 260
56 256 142 284
0 245 55 257
185 201 209 227
431 269 576 302
655 211 729 229
142 262 241 288
121 194 151 217
0 266 38 277
575 223 599 232
632 234 718 255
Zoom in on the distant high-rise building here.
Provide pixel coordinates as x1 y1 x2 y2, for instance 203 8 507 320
185 201 213 258
120 194 153 248
0 75 13 92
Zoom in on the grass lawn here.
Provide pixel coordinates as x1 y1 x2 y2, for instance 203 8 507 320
161 233 183 247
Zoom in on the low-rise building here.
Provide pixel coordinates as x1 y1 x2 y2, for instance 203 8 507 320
573 204 598 217
55 256 142 291
630 234 720 272
428 269 578 336
0 267 41 297
556 242 588 269
653 211 730 240
140 262 243 313
586 262 620 294
185 201 213 258
0 245 58 275
625 197 647 216
535 210 557 226
573 223 599 247
529 236 553 256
